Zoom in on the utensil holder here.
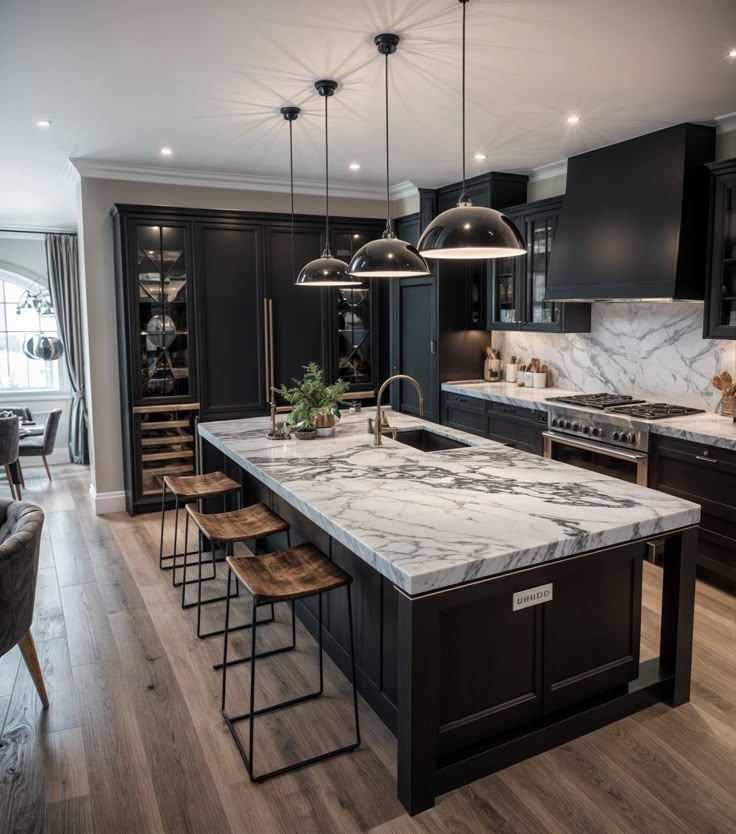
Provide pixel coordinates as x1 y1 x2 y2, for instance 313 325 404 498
505 363 518 383
721 395 734 416
532 372 547 389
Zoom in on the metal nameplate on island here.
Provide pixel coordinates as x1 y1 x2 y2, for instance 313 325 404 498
513 583 553 611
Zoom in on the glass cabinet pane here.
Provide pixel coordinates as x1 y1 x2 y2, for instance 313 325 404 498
136 225 190 399
720 184 736 328
525 215 559 326
493 256 518 324
337 287 371 386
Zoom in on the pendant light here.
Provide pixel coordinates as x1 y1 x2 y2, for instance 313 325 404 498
280 105 300 283
296 80 361 286
348 34 430 278
417 0 526 260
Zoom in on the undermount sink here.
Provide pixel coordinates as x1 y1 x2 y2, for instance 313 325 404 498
385 428 472 452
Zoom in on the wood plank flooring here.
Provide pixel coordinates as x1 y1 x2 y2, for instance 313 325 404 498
0 465 735 833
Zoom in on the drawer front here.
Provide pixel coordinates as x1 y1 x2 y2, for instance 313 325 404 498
488 401 548 424
487 415 541 455
445 406 486 437
444 392 486 414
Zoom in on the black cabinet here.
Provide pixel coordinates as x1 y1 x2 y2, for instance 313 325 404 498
112 205 385 513
704 158 736 339
441 391 547 455
489 197 591 333
649 434 736 591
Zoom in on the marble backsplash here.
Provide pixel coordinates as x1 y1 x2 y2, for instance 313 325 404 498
493 302 735 412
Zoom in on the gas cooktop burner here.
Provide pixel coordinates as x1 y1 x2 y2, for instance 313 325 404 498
546 393 645 409
605 403 705 420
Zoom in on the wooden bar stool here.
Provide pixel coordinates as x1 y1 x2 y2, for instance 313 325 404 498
158 471 241 598
221 543 360 783
185 503 290 641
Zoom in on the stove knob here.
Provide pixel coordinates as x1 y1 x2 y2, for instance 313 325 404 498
551 418 559 428
582 425 590 434
572 422 580 432
591 427 601 437
625 432 635 444
563 420 572 429
612 431 621 442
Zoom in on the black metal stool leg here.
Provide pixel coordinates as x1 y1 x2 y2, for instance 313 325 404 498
318 592 324 695
158 481 167 569
196 540 251 640
248 591 258 778
346 584 361 747
221 566 233 711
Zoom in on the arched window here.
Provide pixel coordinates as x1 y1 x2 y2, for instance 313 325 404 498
0 269 62 392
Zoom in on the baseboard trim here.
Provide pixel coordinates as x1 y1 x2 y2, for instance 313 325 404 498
89 485 126 515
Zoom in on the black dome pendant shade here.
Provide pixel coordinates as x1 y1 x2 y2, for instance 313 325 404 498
349 34 429 278
418 0 526 260
296 80 361 287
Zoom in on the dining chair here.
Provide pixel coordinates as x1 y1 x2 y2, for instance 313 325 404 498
0 498 48 708
0 416 20 500
18 409 62 481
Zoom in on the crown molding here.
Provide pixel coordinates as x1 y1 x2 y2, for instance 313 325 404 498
715 113 736 133
62 158 81 187
528 159 568 182
69 158 415 203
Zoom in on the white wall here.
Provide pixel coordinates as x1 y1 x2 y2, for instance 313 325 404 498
77 177 393 511
0 232 71 465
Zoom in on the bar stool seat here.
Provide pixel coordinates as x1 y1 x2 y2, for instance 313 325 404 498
221 543 360 783
164 471 241 499
227 544 350 603
187 503 289 544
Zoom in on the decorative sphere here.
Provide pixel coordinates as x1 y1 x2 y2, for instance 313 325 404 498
23 333 64 361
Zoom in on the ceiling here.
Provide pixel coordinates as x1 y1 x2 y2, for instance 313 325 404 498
1 0 735 229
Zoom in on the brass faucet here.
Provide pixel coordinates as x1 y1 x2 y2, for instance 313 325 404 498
373 374 424 447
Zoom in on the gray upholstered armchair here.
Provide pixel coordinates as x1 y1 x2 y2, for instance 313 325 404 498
0 499 48 707
0 415 20 500
19 408 62 481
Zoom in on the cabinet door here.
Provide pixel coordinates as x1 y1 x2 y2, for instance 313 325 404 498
265 224 328 393
522 210 561 329
392 275 438 421
196 223 266 420
705 170 736 339
131 222 195 403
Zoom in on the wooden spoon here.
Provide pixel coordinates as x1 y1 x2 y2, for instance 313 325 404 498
713 375 724 391
721 370 732 389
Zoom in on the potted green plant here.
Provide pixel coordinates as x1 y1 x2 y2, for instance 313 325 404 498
277 362 350 439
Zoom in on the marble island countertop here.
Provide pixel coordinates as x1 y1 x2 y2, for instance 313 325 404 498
442 381 736 450
199 410 699 596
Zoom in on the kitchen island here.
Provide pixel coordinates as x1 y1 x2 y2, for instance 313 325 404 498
199 410 700 815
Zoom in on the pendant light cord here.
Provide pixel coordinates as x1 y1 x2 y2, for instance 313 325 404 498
289 117 295 279
324 92 330 255
460 0 468 203
384 51 392 237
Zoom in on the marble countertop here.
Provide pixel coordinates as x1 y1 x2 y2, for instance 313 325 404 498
199 410 699 596
442 381 736 450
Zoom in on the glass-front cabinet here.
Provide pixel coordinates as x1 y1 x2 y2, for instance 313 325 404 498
705 159 736 339
488 197 590 333
330 227 381 394
134 224 192 400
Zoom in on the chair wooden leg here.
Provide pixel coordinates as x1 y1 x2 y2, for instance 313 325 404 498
42 455 52 481
18 629 49 708
17 459 25 487
4 464 16 500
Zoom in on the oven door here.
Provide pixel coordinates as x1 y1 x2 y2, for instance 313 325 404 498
543 431 648 486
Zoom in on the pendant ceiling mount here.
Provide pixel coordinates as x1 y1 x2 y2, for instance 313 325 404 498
417 0 526 260
281 106 300 284
348 33 430 278
296 80 361 286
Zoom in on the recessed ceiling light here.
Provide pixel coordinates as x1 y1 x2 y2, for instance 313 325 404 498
729 48 736 58
36 120 52 128
349 162 361 170
160 147 173 156
567 115 581 124
474 153 487 160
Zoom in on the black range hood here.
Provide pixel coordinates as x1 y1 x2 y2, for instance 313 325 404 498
546 123 715 302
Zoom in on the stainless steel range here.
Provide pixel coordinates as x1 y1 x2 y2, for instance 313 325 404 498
543 393 704 486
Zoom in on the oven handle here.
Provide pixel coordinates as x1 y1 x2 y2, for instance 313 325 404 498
542 431 648 464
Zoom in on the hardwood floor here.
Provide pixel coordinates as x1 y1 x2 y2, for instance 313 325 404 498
1 465 734 833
